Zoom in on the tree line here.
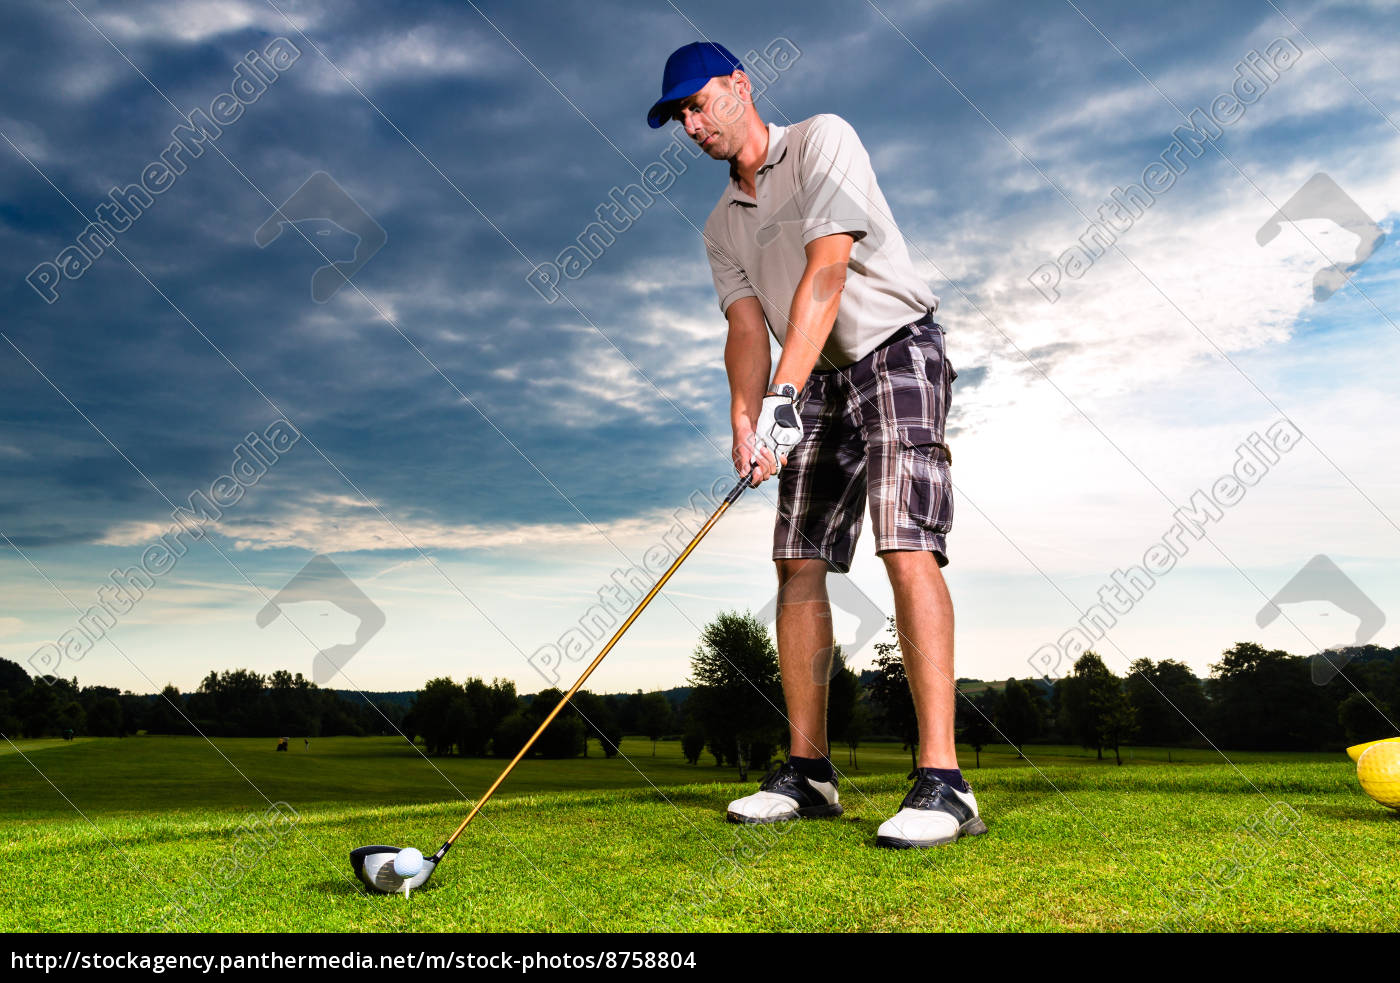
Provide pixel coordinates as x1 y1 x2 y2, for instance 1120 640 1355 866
0 661 405 739
402 676 679 760
5 615 1395 776
676 614 1400 776
954 641 1397 766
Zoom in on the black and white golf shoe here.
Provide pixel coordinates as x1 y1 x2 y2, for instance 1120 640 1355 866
725 760 843 824
876 770 987 849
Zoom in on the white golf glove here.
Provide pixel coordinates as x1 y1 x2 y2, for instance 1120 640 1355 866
752 382 803 471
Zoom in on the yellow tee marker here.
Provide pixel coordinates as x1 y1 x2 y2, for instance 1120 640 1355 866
1346 736 1400 762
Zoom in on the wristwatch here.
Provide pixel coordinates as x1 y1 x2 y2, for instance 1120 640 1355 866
767 382 799 401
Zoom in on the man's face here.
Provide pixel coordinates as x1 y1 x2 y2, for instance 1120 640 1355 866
673 74 750 160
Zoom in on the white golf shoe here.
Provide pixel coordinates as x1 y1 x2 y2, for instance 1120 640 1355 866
726 760 843 824
876 770 987 848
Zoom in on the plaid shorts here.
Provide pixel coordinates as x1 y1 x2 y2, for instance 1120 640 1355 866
773 314 956 573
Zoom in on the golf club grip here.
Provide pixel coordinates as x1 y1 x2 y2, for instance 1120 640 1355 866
446 473 750 844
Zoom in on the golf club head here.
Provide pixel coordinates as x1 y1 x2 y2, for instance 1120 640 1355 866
350 843 447 895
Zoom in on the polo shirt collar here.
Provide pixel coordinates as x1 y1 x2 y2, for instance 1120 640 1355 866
727 122 788 204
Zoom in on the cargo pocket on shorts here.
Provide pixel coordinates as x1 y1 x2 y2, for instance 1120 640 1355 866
897 425 952 531
899 424 951 468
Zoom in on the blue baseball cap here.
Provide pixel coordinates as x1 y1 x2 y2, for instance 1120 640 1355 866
646 42 743 129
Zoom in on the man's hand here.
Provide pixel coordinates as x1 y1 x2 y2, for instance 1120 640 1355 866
732 424 774 487
742 383 802 485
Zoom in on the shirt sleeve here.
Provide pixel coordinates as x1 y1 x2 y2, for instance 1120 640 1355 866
794 114 876 246
704 227 757 314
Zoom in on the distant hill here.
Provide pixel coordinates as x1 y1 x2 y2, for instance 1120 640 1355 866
956 679 1004 696
859 669 1001 691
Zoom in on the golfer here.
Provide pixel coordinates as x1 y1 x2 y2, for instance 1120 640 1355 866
647 43 983 848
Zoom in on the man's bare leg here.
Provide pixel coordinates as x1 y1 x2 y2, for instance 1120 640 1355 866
881 549 957 769
774 557 833 759
723 556 844 824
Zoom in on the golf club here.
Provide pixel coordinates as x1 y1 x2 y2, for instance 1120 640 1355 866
352 470 753 894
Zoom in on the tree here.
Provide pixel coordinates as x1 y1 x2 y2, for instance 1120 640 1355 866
572 691 604 757
538 714 586 758
143 685 188 734
443 678 514 757
409 677 464 755
484 679 518 749
1095 683 1138 765
1338 691 1394 745
620 690 646 734
187 669 270 736
86 697 123 737
867 618 919 771
999 679 1042 757
826 648 861 764
1208 642 1336 750
844 698 871 769
688 611 784 782
681 731 705 765
956 687 1001 768
266 670 319 737
18 679 65 737
636 692 673 756
1058 652 1114 759
527 688 585 759
1057 653 1138 762
0 657 32 698
1125 658 1206 746
597 715 624 758
57 699 85 736
677 696 705 765
707 735 736 768
493 712 534 758
444 695 480 759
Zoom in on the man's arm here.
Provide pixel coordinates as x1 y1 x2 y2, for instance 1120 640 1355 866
725 295 776 483
770 232 854 392
725 233 854 486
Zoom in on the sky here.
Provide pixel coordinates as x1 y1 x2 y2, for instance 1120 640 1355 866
1 0 1398 700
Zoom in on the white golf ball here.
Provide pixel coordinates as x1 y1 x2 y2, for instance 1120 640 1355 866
393 848 424 879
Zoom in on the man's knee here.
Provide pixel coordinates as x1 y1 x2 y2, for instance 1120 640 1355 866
880 548 942 583
775 556 827 585
775 557 829 607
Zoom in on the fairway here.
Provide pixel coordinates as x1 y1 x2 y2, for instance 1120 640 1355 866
2 735 1396 932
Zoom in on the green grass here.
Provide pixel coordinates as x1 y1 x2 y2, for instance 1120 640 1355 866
1 735 1395 932
0 737 92 756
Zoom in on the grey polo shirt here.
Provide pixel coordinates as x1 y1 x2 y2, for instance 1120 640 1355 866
703 114 939 369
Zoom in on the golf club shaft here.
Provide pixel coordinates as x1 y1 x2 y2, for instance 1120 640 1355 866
444 472 752 846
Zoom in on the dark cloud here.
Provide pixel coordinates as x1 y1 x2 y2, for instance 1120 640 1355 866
0 0 1326 553
952 365 988 391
